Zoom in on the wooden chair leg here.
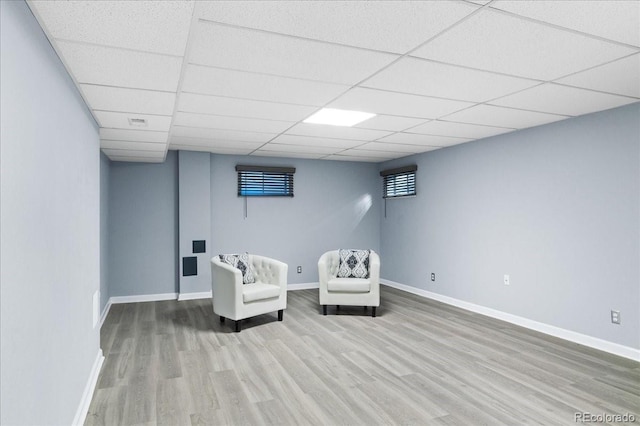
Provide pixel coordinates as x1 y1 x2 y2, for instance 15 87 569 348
322 305 327 315
235 320 241 332
220 316 225 323
372 307 376 318
278 309 283 321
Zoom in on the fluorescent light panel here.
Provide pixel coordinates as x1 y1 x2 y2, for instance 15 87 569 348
303 108 375 127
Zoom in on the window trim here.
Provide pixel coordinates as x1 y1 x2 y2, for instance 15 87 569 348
236 165 296 197
380 165 417 199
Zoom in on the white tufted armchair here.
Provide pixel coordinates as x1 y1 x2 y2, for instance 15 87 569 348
211 254 287 332
318 250 380 317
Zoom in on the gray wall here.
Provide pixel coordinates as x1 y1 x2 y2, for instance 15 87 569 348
178 151 212 295
100 152 111 311
108 151 179 297
380 103 640 349
210 155 381 284
0 1 101 424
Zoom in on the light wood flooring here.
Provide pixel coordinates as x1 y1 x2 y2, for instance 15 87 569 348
87 287 640 425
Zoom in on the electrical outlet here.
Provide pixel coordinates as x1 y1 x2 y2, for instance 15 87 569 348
431 273 435 282
297 266 302 274
611 310 621 324
503 274 510 285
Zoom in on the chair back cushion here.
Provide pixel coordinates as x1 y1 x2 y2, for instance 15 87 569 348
337 249 371 279
219 253 255 284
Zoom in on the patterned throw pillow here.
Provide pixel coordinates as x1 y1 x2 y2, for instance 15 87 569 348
218 253 255 284
337 249 371 279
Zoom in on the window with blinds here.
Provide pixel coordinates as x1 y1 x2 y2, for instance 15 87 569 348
380 165 417 198
236 165 295 197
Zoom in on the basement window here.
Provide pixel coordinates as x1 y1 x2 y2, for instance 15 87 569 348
380 165 417 198
236 165 295 197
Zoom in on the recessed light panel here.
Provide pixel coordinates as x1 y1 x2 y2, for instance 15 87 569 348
303 108 376 127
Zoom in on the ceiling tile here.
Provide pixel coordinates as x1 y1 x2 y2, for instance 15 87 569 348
106 155 164 163
251 151 326 160
99 128 168 143
378 133 469 147
285 123 391 141
173 112 294 134
443 104 568 128
270 134 363 149
170 137 262 150
329 87 472 119
490 83 638 116
491 0 640 47
170 145 255 155
555 54 640 98
182 65 348 106
190 22 398 85
94 111 172 132
102 149 165 159
354 114 427 132
258 144 339 155
338 149 407 159
408 120 515 139
171 126 276 143
363 57 539 102
356 142 430 154
29 1 194 55
324 154 393 163
178 93 317 122
100 140 166 151
196 1 477 53
412 9 637 80
81 85 176 115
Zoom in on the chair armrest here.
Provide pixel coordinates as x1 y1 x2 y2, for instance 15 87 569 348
211 258 243 318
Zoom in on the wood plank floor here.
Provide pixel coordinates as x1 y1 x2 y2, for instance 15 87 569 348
86 287 640 425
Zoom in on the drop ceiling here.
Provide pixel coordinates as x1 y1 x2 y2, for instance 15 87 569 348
27 0 640 163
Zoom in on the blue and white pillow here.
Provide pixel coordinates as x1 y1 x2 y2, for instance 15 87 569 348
337 249 371 279
218 252 255 284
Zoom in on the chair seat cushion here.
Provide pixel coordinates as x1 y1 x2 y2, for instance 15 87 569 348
327 278 370 293
242 282 280 303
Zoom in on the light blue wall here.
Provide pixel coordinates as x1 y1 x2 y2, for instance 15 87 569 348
100 152 111 311
108 151 179 297
380 103 640 349
0 1 101 424
210 155 381 284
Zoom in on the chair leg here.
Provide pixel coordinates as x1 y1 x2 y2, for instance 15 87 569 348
220 316 225 323
322 305 327 315
278 309 283 321
235 320 241 332
336 305 340 310
372 307 376 317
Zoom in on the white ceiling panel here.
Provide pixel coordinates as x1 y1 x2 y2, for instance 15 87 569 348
379 133 469 147
363 57 539 102
408 120 515 139
490 83 638 116
171 126 276 143
258 144 339 155
182 65 349 106
94 111 172 132
81 85 176 115
356 142 430 154
285 123 391 141
354 114 427 132
555 54 640 98
196 1 477 53
170 137 262 150
170 145 255 155
174 112 294 134
340 149 410 159
329 88 472 119
251 151 326 160
190 22 398 85
29 0 194 55
491 0 640 47
102 149 166 159
56 41 183 92
444 104 568 128
106 156 164 163
324 154 395 163
99 128 168 143
100 140 167 151
178 93 317 122
412 9 637 80
270 134 363 149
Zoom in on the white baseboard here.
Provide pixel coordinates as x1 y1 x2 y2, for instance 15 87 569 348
110 292 178 304
99 299 112 328
381 279 640 362
288 282 319 291
178 290 212 301
72 349 104 426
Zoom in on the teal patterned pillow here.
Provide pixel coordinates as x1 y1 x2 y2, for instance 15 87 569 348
218 252 255 284
337 249 371 279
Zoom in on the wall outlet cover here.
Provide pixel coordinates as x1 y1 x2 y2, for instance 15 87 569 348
431 273 435 281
